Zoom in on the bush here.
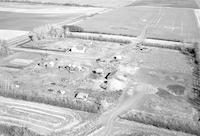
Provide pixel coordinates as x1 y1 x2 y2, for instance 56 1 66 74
31 24 83 41
32 24 65 40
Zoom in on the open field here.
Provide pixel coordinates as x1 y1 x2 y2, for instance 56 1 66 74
0 2 105 14
0 11 81 31
129 0 199 9
0 0 136 8
0 2 105 31
77 6 200 43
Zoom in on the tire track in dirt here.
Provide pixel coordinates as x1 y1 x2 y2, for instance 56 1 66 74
0 96 81 135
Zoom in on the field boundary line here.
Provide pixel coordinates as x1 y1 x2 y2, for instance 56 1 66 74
66 32 193 50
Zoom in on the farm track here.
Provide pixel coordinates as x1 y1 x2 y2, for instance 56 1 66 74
0 96 81 135
58 8 111 26
5 103 67 118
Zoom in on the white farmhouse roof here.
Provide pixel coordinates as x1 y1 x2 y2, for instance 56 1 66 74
76 92 88 100
71 46 86 53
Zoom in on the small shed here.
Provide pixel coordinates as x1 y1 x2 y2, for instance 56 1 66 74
71 46 86 53
75 92 88 100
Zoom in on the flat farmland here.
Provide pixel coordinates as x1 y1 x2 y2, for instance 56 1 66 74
0 2 105 31
0 11 82 30
129 0 199 9
77 6 200 43
0 0 137 8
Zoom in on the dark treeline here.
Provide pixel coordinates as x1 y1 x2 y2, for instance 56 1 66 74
188 42 200 111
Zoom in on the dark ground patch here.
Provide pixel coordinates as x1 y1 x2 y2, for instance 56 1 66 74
129 0 199 9
167 84 185 95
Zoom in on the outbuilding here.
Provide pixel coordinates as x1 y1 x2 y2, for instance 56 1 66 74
75 92 88 101
71 46 86 53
